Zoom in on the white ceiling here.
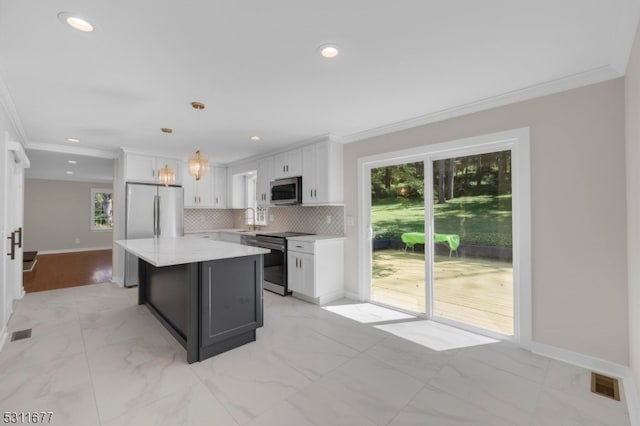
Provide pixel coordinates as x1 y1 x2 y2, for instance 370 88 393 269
24 149 113 182
1 1 639 179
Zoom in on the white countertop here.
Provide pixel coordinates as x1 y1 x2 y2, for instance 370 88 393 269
184 229 260 236
115 237 269 267
286 235 346 242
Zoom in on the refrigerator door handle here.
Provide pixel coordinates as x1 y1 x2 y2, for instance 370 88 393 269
156 195 161 236
153 195 158 237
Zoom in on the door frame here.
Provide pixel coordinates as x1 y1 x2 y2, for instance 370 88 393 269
357 127 531 347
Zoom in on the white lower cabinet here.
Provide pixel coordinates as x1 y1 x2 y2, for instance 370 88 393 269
287 237 344 304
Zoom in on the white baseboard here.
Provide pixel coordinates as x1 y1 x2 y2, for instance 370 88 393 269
531 342 639 425
37 246 112 255
343 291 362 301
111 276 124 287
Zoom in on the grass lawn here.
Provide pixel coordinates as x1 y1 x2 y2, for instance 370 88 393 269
371 195 512 247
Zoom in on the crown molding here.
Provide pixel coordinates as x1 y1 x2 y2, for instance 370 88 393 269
226 133 342 168
26 141 117 159
24 173 113 184
609 0 640 74
0 72 29 144
341 65 622 144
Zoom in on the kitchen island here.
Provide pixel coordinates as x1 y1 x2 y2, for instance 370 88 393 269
116 237 269 363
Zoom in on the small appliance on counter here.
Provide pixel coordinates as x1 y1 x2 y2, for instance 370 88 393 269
255 232 313 295
124 182 184 287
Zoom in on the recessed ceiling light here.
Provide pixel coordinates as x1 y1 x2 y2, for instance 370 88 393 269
67 138 80 143
58 12 94 32
68 160 77 164
65 171 74 175
250 136 260 141
319 44 339 59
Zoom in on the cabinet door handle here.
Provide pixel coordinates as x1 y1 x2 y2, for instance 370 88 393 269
216 197 218 204
310 189 313 198
16 227 22 248
314 189 317 198
7 232 15 260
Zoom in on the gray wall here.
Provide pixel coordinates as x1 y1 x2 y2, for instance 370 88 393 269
626 21 640 390
24 179 113 252
343 78 629 365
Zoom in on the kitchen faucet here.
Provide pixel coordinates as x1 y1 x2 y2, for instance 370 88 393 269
245 207 258 231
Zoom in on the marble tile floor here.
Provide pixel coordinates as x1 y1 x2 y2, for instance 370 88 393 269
0 282 631 426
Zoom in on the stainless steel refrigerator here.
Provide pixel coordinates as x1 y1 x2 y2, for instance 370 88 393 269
125 182 184 287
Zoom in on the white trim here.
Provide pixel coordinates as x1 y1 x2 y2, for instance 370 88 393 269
531 342 640 425
226 133 343 168
342 66 620 145
0 75 28 144
7 141 29 168
343 291 361 301
357 127 532 347
0 326 7 352
37 246 112 255
26 142 117 159
111 275 124 287
25 174 113 184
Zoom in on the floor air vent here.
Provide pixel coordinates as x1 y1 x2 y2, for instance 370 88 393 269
591 372 620 401
10 329 32 342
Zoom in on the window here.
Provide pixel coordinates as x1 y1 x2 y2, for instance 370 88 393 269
91 188 113 231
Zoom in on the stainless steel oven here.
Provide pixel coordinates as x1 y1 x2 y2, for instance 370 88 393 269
255 232 313 295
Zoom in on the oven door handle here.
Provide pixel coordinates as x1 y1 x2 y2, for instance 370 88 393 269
257 241 285 251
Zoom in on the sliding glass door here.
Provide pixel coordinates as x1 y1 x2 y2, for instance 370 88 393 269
367 144 517 337
430 152 513 335
370 161 426 313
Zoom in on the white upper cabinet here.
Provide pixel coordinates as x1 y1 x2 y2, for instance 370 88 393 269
257 156 274 207
212 166 227 208
182 162 213 208
124 153 182 185
273 148 302 179
302 141 343 205
183 164 227 209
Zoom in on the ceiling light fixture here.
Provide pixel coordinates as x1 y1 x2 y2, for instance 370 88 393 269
57 12 94 33
158 128 176 186
250 136 260 141
67 138 80 143
188 102 209 181
319 44 339 59
68 160 77 164
65 171 74 175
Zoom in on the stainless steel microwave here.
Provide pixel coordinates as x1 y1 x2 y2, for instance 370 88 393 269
270 177 302 205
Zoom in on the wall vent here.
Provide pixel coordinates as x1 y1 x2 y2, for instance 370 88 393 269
10 329 32 342
591 372 620 401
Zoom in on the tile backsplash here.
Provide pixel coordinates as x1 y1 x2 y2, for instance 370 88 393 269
184 209 235 231
185 206 344 236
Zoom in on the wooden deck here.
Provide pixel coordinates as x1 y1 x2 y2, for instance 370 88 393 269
371 250 513 335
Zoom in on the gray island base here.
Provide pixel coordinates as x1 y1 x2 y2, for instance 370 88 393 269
116 237 269 363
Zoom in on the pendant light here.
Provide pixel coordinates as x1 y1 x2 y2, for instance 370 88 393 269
157 128 176 186
188 101 209 181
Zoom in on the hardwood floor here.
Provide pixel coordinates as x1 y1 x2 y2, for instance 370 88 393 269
23 249 113 293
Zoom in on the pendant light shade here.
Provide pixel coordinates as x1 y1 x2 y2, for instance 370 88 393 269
188 101 209 181
158 128 176 186
188 150 209 181
158 163 176 186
